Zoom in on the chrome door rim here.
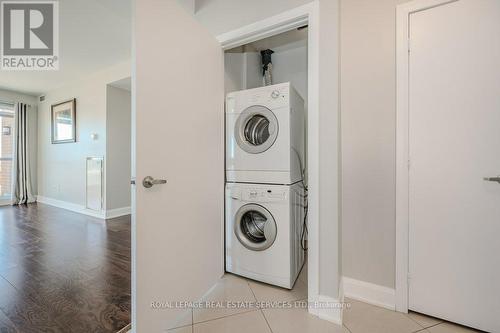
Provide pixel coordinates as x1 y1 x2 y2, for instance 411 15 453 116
234 105 279 154
234 203 277 251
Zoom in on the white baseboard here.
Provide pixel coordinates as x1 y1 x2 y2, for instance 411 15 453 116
37 195 106 219
311 295 343 325
309 280 344 326
343 276 396 310
37 196 131 220
106 206 131 219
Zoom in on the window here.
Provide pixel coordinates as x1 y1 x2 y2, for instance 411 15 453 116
0 102 14 201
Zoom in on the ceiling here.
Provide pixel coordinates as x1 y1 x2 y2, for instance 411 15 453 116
0 0 131 96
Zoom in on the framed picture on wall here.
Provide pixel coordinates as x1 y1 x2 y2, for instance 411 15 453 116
51 99 76 144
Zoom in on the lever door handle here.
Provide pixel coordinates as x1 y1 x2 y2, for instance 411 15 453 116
483 176 500 184
142 176 167 188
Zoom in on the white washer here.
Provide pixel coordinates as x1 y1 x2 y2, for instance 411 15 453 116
226 82 305 185
225 182 305 289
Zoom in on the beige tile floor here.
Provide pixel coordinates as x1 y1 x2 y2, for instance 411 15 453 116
165 265 483 333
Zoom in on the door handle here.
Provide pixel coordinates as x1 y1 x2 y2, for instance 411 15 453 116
483 176 500 184
142 176 167 188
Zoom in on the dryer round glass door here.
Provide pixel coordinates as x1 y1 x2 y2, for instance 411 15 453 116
234 204 277 251
235 105 279 154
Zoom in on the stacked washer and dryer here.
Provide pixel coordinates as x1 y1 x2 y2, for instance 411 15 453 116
225 82 306 289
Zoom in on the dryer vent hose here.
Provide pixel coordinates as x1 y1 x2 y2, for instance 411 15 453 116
261 49 274 86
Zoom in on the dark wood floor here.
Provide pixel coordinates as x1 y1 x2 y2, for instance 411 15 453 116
0 203 131 333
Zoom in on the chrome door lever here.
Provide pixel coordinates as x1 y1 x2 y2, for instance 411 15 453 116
142 176 167 188
483 176 500 184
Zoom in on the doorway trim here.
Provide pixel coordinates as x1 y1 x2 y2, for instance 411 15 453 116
217 1 326 320
395 0 459 313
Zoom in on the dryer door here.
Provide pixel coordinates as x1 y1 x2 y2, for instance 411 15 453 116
235 106 279 154
234 204 277 251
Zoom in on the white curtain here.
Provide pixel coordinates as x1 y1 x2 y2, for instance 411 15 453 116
13 103 35 204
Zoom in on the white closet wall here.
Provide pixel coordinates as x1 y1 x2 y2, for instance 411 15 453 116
271 43 308 104
224 52 261 94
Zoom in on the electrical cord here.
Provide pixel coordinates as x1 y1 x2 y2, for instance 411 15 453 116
300 179 309 252
295 141 308 251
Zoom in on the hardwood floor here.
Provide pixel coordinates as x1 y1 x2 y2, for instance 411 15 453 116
0 203 131 333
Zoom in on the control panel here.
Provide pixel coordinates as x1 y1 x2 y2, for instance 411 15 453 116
247 86 288 106
226 82 291 113
242 188 287 202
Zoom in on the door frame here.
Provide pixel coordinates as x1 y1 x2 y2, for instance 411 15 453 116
395 0 459 313
217 1 322 316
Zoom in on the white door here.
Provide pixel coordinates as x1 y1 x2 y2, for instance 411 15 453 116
134 1 224 331
408 1 500 331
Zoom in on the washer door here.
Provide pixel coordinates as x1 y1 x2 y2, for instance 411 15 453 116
235 105 279 154
234 204 277 251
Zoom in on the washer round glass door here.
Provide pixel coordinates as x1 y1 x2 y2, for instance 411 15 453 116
234 204 277 251
235 105 279 154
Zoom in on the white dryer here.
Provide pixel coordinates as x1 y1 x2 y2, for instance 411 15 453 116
225 182 305 289
226 82 305 185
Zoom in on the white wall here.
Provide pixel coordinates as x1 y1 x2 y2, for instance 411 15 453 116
224 52 261 94
272 42 308 104
340 0 411 289
195 0 341 301
245 52 262 89
106 85 131 210
0 89 38 196
178 0 196 14
37 61 131 209
224 53 246 94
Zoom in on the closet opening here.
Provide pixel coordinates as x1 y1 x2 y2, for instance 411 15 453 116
223 27 310 294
